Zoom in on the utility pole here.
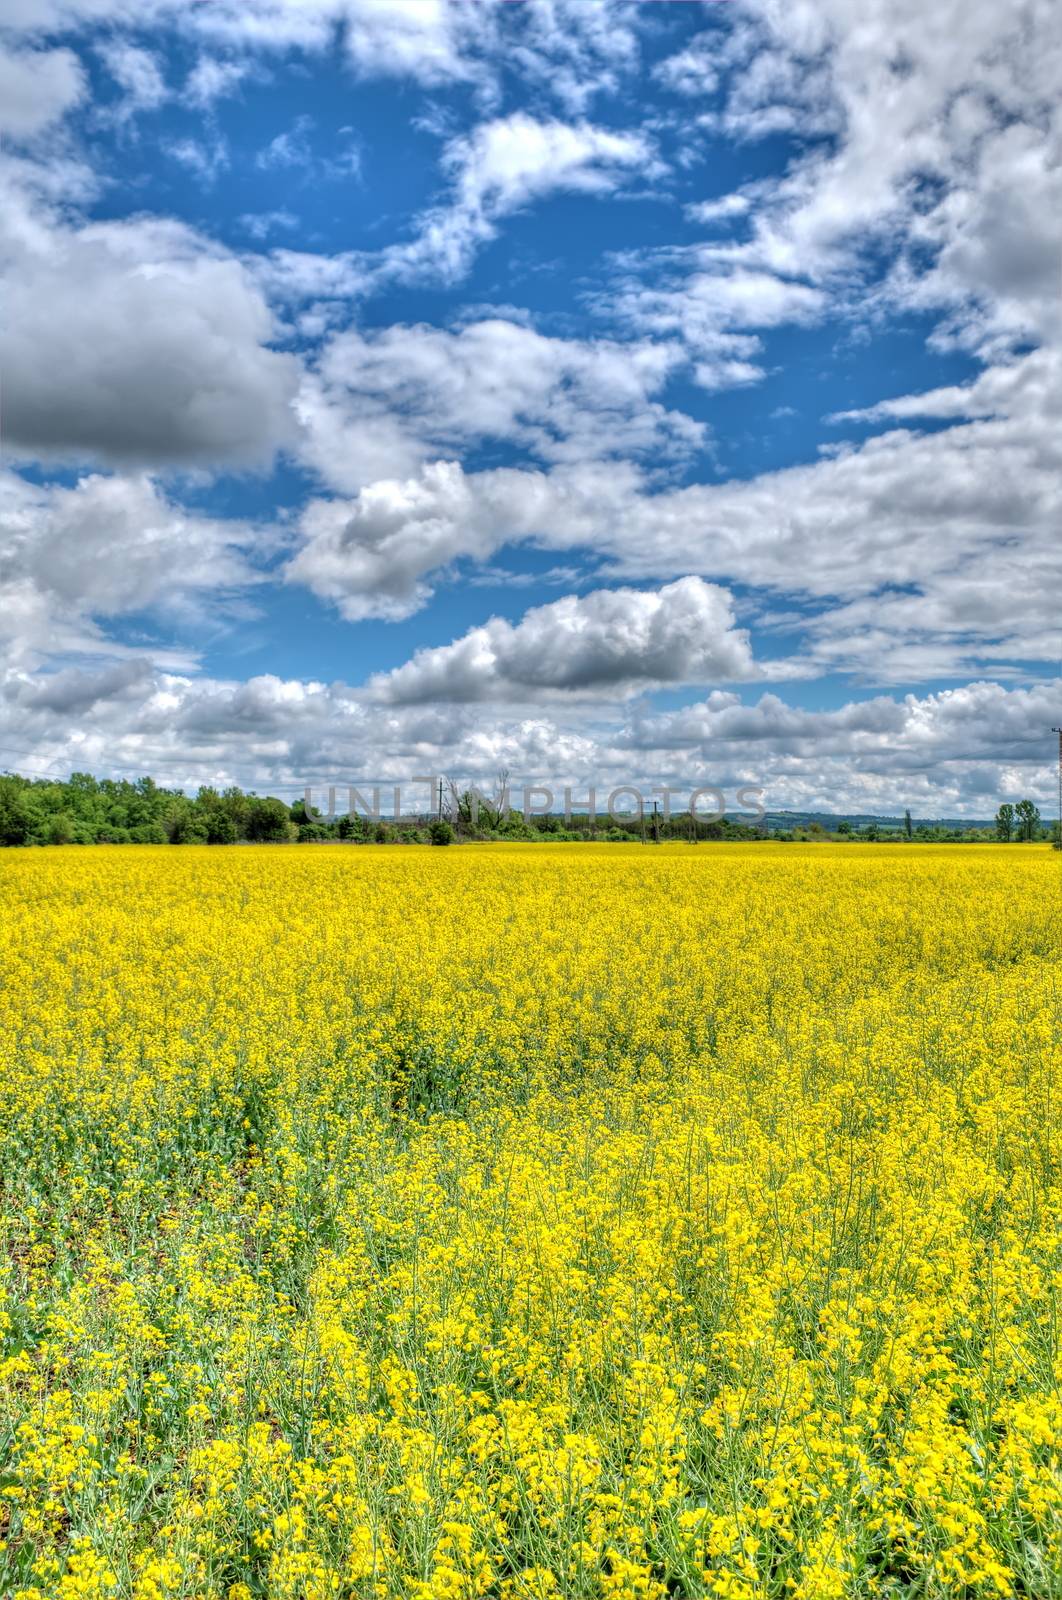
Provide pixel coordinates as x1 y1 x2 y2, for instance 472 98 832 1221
1052 729 1062 849
651 798 660 844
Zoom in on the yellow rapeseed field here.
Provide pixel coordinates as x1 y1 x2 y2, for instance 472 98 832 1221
1 842 1060 1600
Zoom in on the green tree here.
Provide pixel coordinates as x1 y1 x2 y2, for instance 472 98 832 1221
0 778 34 846
205 810 238 844
1015 798 1041 842
47 813 76 846
904 809 913 838
429 819 455 846
168 807 208 844
995 803 1015 842
245 797 296 842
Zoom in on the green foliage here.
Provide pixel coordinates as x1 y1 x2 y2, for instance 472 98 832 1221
1015 797 1041 841
245 797 297 843
0 777 35 846
428 819 455 846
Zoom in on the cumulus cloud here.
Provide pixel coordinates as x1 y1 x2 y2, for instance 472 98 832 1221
256 114 315 170
164 135 229 185
185 0 645 107
504 0 641 113
0 469 261 666
383 113 657 283
2 657 1059 817
286 460 517 620
621 679 1062 814
182 53 251 107
370 579 758 704
643 0 1061 378
298 318 703 491
831 347 1062 425
288 368 1062 672
3 0 641 107
0 43 86 135
0 170 300 468
606 262 826 389
96 40 168 123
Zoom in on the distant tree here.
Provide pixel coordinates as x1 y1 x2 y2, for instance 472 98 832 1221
205 811 238 844
47 813 76 846
429 819 455 846
864 823 879 841
904 809 913 838
995 803 1015 842
837 820 852 836
168 806 208 844
289 797 320 827
0 778 33 846
245 797 296 843
130 823 167 844
1015 798 1041 842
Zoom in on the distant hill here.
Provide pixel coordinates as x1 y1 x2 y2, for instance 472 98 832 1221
762 810 995 833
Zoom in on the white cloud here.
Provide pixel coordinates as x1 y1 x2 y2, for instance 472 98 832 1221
608 262 826 388
2 0 646 109
287 362 1062 673
256 114 315 170
239 209 298 241
287 460 511 620
383 113 658 283
298 318 703 491
621 679 1062 815
686 193 752 226
339 0 489 87
1 656 1058 817
0 43 86 135
642 0 1062 385
504 0 641 114
96 40 168 123
0 0 154 29
653 29 723 97
370 578 757 703
0 166 300 468
831 346 1061 425
0 469 261 667
183 53 251 107
165 135 229 184
713 0 1059 333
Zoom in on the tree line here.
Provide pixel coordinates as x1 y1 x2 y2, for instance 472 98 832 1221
0 771 766 847
0 771 1056 847
994 800 1048 841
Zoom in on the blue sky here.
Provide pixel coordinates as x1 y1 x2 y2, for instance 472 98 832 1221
0 0 1059 813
